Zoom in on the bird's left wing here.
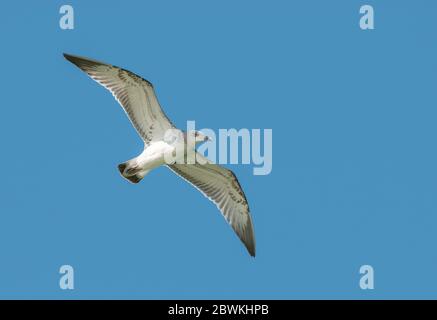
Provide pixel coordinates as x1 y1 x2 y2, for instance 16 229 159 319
64 53 174 144
168 153 256 257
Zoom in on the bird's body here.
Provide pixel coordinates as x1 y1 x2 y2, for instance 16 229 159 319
138 141 174 170
64 53 256 257
119 140 177 183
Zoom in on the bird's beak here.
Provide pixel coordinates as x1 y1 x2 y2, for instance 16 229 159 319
206 136 212 141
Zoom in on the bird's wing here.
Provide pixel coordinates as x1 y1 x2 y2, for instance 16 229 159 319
168 153 256 257
64 53 174 144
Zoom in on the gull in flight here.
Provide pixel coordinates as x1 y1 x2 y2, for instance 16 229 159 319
64 54 256 257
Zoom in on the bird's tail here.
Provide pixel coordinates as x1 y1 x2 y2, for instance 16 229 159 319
118 158 149 184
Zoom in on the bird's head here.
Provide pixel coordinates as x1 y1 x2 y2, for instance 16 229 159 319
185 130 211 144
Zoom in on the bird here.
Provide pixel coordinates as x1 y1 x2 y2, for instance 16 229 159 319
63 53 256 257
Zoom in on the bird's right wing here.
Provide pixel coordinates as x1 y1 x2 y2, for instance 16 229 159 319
64 53 174 144
168 153 256 257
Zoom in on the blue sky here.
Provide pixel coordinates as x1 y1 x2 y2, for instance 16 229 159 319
1 0 437 298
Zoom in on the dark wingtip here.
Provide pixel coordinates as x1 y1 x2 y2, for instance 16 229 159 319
63 53 104 69
63 53 84 68
63 53 88 66
247 244 256 258
244 222 256 258
241 229 256 258
63 53 75 62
